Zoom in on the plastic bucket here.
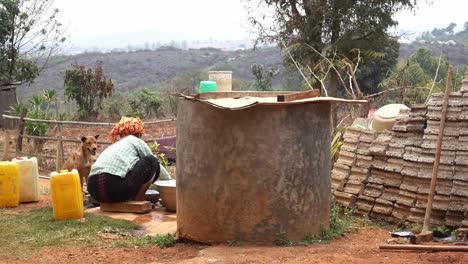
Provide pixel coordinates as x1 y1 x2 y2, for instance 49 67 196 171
199 81 217 93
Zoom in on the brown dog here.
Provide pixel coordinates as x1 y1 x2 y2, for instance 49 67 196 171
63 135 99 193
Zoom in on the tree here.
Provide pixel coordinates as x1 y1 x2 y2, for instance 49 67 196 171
380 48 463 105
445 23 457 35
250 63 277 91
0 0 66 85
64 62 115 120
127 88 162 118
250 0 416 96
247 0 417 123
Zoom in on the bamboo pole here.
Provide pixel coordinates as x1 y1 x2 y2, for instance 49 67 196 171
379 244 468 252
2 114 176 126
2 129 11 161
15 110 27 156
55 97 64 171
421 67 452 233
20 134 165 146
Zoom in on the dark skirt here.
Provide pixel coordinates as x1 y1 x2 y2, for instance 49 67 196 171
88 155 160 202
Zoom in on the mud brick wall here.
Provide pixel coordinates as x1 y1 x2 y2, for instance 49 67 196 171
332 80 468 227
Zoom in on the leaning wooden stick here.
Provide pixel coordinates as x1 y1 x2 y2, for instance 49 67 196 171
422 66 453 233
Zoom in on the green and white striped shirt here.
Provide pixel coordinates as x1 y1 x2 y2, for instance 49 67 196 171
89 135 171 180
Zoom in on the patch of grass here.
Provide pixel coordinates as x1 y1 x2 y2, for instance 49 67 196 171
354 213 396 230
274 237 294 247
273 230 294 247
299 201 356 245
273 201 357 247
115 233 177 248
227 240 241 247
0 207 175 259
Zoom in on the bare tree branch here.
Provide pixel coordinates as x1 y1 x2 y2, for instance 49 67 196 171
281 40 315 91
424 52 443 104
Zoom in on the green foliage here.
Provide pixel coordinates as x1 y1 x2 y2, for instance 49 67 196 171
149 140 171 168
249 63 277 91
141 233 176 248
120 233 177 248
300 201 356 245
273 201 356 247
101 92 129 121
64 62 114 119
227 240 241 247
126 88 162 118
280 68 308 91
248 0 417 97
161 70 208 116
381 48 463 104
0 0 65 85
11 89 58 137
273 231 294 247
357 39 400 95
331 130 343 160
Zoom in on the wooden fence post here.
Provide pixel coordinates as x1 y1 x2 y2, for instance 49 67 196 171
55 98 64 171
15 110 27 157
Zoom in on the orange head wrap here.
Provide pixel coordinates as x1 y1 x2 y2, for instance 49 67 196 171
109 116 145 143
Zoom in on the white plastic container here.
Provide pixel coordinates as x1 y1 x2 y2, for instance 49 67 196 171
12 157 40 203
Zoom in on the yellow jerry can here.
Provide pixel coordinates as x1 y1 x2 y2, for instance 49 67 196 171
50 169 84 220
0 161 20 208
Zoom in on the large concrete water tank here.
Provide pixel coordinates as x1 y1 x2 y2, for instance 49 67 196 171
176 95 335 244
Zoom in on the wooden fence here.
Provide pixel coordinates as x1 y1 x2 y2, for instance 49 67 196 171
1 114 176 171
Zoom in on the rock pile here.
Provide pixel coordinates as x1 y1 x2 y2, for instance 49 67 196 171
332 80 468 227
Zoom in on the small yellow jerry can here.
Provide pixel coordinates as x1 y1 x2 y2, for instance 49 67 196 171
50 169 84 220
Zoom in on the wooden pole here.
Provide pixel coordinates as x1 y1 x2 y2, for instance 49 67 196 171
15 110 27 156
55 97 64 171
379 244 468 252
400 78 407 104
2 129 11 161
20 134 164 146
2 114 176 126
421 67 452 233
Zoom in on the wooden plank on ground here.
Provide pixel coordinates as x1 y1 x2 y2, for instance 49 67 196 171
277 89 321 102
379 244 468 252
100 201 152 214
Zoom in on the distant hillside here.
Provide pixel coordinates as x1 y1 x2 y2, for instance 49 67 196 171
399 22 468 69
399 41 467 68
18 47 284 100
18 33 467 101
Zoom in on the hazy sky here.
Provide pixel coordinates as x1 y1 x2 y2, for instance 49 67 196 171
53 0 467 48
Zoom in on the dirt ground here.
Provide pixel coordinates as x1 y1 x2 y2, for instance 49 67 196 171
2 220 467 264
1 179 467 264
